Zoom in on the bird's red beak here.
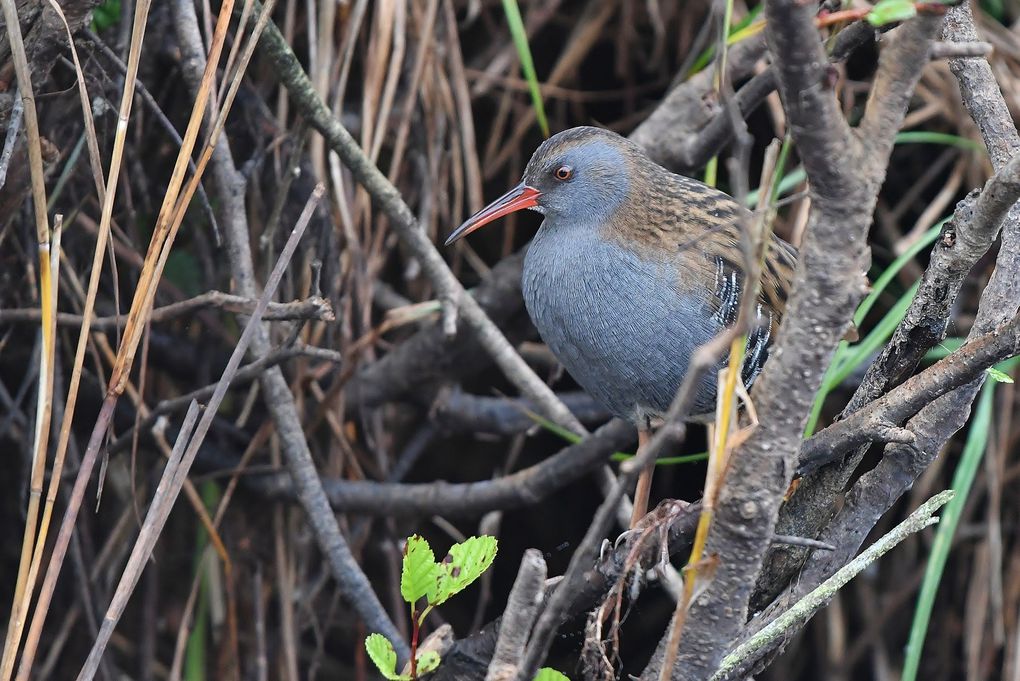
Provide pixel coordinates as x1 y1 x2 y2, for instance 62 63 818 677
444 183 542 246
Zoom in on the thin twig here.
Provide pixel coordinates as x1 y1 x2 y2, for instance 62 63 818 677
0 292 336 327
0 87 23 190
74 185 321 681
486 550 548 681
711 490 954 681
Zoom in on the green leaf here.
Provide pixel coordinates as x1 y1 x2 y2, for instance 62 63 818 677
430 536 498 606
867 0 917 26
416 650 441 676
986 366 1014 383
365 634 407 680
501 0 549 137
534 669 570 681
401 535 439 604
92 0 122 31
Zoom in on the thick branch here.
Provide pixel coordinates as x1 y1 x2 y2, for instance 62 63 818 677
748 4 1020 658
485 550 547 681
655 11 944 679
776 0 1020 618
256 419 635 516
758 5 1020 607
799 311 1020 471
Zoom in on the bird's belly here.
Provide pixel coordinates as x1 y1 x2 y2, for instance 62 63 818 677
523 231 721 424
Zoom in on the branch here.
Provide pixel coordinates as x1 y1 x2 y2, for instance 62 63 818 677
656 10 944 679
485 550 547 681
0 292 335 327
855 16 946 166
759 4 1020 606
799 310 1020 472
756 3 1020 631
257 419 635 516
928 40 991 59
712 491 953 681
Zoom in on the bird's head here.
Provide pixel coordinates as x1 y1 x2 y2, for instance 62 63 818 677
444 126 639 245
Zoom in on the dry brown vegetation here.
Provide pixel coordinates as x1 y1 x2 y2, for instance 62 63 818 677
2 1 1020 680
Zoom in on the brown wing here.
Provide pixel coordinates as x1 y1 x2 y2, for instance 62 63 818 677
601 154 798 385
608 170 797 334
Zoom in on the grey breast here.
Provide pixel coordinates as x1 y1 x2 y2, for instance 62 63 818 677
522 219 721 426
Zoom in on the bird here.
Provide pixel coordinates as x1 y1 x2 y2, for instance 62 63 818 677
445 126 797 526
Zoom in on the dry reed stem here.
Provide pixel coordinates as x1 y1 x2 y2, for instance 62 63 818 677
6 0 154 670
109 0 237 392
218 0 257 112
44 0 106 203
75 184 323 681
0 0 56 674
12 1 250 676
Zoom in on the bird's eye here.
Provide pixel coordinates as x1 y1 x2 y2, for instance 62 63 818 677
553 165 573 181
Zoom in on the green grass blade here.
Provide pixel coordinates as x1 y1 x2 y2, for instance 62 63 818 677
521 408 632 460
924 338 965 361
894 130 984 153
611 451 708 466
525 409 705 467
804 222 944 436
855 221 944 327
746 167 804 208
828 279 920 388
687 5 764 75
901 379 996 681
185 481 220 681
501 0 549 137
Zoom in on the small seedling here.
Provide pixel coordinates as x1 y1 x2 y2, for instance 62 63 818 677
986 366 1014 384
365 534 498 680
867 0 918 26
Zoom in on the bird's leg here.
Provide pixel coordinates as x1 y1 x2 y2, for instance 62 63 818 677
630 429 654 528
